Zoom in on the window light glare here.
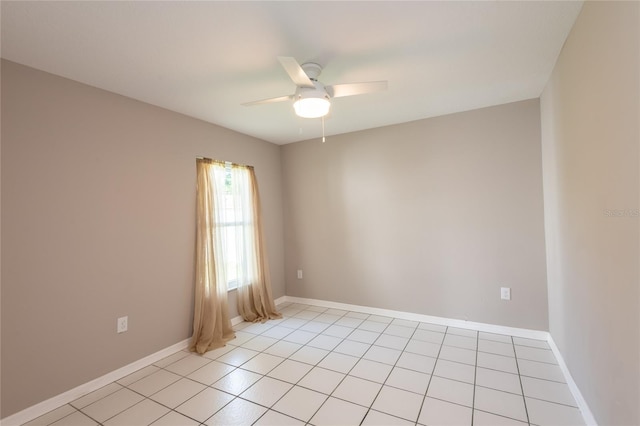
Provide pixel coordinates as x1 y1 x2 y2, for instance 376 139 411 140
293 97 330 118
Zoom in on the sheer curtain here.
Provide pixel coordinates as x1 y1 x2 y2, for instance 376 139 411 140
191 159 280 354
190 159 235 354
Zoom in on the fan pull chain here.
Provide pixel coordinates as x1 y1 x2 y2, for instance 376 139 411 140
322 116 326 143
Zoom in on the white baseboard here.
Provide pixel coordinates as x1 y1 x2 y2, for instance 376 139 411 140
282 295 549 340
1 338 191 426
547 336 598 426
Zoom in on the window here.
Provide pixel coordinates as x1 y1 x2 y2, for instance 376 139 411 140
211 162 257 291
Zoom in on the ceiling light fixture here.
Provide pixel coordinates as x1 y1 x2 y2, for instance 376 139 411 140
293 85 330 118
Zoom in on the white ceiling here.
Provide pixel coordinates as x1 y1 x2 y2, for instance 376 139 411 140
1 1 582 145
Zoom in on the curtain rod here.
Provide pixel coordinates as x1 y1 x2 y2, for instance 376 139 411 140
196 157 254 169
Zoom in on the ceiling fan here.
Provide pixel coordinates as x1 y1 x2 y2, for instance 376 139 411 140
243 57 388 119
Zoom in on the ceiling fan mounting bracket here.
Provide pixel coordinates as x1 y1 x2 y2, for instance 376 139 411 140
301 62 322 80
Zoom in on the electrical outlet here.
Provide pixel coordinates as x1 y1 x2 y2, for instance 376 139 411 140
297 269 303 279
500 287 511 300
117 316 128 333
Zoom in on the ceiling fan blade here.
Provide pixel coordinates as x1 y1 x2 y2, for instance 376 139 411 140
326 81 388 98
278 56 315 88
242 94 293 107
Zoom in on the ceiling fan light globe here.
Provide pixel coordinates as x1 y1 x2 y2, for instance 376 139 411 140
293 97 330 118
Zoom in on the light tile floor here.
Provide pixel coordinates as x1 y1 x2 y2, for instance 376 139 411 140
24 302 586 426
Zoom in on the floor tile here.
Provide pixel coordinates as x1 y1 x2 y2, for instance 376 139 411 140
385 366 430 394
478 339 515 357
418 322 447 333
325 308 348 316
216 347 260 367
49 410 98 426
71 383 123 409
478 332 512 344
391 318 419 328
283 329 317 345
299 320 330 333
358 320 389 333
333 339 371 357
186 360 235 385
362 409 414 425
242 335 279 352
149 378 206 408
127 370 182 396
174 387 234 423
240 376 293 407
313 313 342 324
335 316 364 328
103 399 169 426
261 325 294 340
412 329 445 344
418 396 472 426
317 352 359 373
117 365 161 386
298 366 345 394
443 333 477 350
372 385 423 421
289 345 329 365
240 352 285 374
433 358 476 384
204 397 267 426
294 310 321 320
349 359 393 383
253 410 305 425
477 352 518 374
517 359 566 383
242 321 275 335
279 317 309 329
271 386 327 422
521 376 576 406
514 345 557 364
153 351 190 368
346 311 370 319
24 404 77 426
307 334 343 351
474 386 528 422
228 331 255 346
322 324 354 338
150 410 199 425
368 315 393 324
525 397 585 426
310 397 368 425
383 324 415 338
473 409 528 425
80 388 144 423
163 354 211 376
267 359 313 383
447 327 477 338
201 344 235 360
404 339 441 357
476 367 522 394
427 376 474 407
363 345 402 365
513 337 550 349
332 375 382 406
212 367 262 395
375 334 409 350
306 305 328 313
346 329 380 344
263 340 302 358
438 345 477 365
396 352 436 374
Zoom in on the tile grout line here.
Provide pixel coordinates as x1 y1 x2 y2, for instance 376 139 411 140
512 335 531 425
471 329 479 426
414 324 448 426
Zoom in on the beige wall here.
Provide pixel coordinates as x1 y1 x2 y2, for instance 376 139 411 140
0 60 285 417
540 2 639 425
282 99 549 330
